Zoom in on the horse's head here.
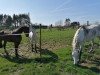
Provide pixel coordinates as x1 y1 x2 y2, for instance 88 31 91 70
21 26 29 37
72 49 81 65
72 27 84 65
24 27 29 37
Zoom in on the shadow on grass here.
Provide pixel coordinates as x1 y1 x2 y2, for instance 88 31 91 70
78 53 100 74
0 49 58 64
35 49 58 63
91 58 100 66
0 54 34 64
78 64 100 74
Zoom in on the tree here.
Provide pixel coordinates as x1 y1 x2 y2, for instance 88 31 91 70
71 22 80 28
55 20 63 26
64 18 71 27
0 14 3 25
0 13 31 29
55 20 64 31
13 14 30 27
18 14 30 26
13 14 19 28
5 15 13 27
3 14 7 24
48 24 53 31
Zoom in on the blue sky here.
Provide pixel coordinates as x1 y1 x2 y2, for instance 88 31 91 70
0 0 100 25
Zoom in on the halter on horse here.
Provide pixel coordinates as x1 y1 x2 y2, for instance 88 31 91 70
1 26 29 57
72 25 100 65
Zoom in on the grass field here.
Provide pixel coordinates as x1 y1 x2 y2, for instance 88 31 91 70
0 28 99 75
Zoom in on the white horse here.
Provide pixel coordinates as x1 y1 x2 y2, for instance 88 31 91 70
21 18 37 52
29 23 37 52
72 25 100 65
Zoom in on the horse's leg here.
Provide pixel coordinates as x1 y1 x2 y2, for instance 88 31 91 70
34 35 37 53
78 45 83 63
89 40 94 53
4 41 9 56
98 36 100 46
31 44 33 52
0 40 3 48
0 42 2 48
14 43 19 58
35 44 37 53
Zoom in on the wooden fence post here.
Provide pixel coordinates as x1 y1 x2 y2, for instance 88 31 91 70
40 24 42 57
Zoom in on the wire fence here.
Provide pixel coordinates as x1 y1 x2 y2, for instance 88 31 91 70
36 24 68 51
0 24 69 57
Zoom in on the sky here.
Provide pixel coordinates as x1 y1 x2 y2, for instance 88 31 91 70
0 0 100 25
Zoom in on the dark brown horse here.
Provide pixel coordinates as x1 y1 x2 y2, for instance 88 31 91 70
1 26 29 57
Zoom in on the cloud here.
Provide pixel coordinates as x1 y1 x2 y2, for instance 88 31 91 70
51 7 72 13
76 16 86 20
51 0 72 13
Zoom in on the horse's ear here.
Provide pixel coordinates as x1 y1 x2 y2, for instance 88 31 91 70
81 25 90 34
80 25 87 30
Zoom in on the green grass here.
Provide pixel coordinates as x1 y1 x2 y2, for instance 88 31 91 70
0 28 99 75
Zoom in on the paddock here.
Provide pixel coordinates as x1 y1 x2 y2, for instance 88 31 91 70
0 25 99 75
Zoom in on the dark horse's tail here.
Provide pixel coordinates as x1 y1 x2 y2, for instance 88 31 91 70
0 31 4 48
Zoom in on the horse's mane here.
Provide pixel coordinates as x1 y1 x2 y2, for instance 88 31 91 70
12 28 19 33
72 27 82 50
72 25 89 50
12 26 29 33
